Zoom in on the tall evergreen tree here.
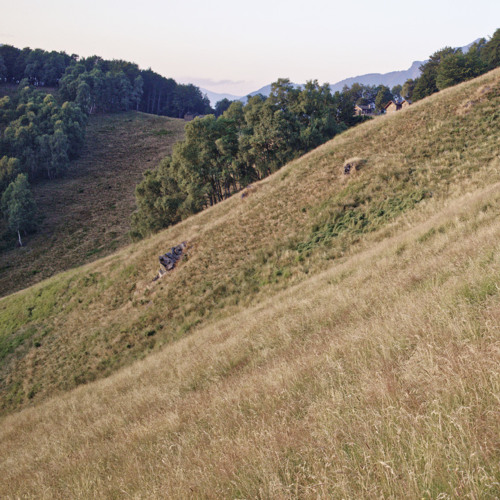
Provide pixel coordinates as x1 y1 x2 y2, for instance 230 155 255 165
0 55 6 82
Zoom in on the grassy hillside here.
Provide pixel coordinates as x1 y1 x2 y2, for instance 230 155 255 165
1 176 499 499
0 69 499 497
0 69 498 415
0 111 186 297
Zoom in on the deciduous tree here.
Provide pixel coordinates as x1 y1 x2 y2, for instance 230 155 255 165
1 173 38 246
481 28 500 70
375 86 393 111
401 79 415 100
412 47 457 100
215 98 233 117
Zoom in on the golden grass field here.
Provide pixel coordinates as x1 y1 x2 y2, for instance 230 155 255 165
0 111 186 297
0 69 499 498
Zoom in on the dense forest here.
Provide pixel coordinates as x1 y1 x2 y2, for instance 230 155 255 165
0 45 212 117
0 44 212 246
0 83 87 245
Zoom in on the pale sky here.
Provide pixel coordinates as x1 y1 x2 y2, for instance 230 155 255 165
1 0 499 95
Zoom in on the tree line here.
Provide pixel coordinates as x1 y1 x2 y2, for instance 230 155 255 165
0 44 214 246
0 45 212 118
131 79 370 238
402 29 499 102
0 82 87 245
0 45 74 87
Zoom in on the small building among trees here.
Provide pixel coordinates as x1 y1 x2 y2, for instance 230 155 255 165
384 101 402 114
184 112 205 121
384 100 411 114
354 104 375 116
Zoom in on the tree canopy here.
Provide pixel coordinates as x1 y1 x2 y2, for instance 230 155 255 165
411 31 499 101
0 44 213 119
214 98 233 117
0 43 215 246
1 173 37 246
0 84 87 180
131 79 352 239
375 86 393 111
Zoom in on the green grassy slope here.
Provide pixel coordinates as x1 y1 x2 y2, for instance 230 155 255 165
0 69 498 421
1 123 499 497
0 111 186 297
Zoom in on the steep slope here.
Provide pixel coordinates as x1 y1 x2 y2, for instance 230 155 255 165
0 69 498 423
0 112 185 297
1 127 500 498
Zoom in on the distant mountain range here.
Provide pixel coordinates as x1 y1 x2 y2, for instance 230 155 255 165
200 84 288 107
328 60 423 94
201 39 481 106
200 83 302 107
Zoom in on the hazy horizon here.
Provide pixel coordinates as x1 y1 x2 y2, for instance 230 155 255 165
1 0 499 95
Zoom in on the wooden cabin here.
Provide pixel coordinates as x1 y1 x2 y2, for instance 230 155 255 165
384 100 411 114
384 101 402 114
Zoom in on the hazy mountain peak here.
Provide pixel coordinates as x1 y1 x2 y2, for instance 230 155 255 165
202 38 483 105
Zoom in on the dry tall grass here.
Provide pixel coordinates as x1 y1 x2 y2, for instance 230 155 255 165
0 69 498 416
0 68 499 485
0 174 499 498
